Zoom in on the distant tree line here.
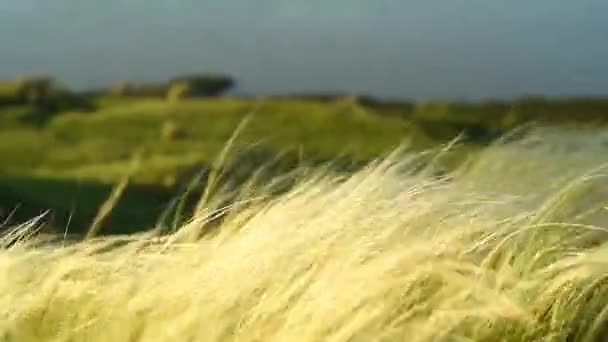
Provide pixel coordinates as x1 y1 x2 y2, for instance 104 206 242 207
0 73 237 124
2 73 608 140
107 74 235 100
0 76 92 125
0 73 236 106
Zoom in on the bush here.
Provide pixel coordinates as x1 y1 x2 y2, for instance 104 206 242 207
0 77 92 125
18 76 54 105
169 74 235 97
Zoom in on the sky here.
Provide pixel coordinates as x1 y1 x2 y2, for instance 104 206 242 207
0 0 607 100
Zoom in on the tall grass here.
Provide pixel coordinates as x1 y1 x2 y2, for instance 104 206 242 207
3 128 608 341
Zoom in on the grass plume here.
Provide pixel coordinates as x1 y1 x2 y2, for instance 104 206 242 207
3 128 608 341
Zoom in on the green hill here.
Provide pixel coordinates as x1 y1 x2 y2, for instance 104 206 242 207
0 97 436 235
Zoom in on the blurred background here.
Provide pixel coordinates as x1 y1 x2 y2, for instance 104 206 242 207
1 1 607 236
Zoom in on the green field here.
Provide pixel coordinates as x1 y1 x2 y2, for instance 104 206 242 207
0 96 445 235
4 94 608 236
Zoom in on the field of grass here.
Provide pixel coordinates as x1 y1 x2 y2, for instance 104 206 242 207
4 94 608 236
3 127 608 341
1 96 451 235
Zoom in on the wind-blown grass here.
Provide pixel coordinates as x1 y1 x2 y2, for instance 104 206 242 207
3 128 608 341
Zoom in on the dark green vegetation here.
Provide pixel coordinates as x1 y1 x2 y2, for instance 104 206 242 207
1 76 608 236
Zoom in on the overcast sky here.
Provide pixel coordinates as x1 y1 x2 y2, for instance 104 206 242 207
1 0 607 100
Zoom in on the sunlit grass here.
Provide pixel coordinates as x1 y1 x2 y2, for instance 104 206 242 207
2 128 608 341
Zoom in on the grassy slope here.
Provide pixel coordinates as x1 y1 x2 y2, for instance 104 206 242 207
0 97 443 235
2 98 432 182
3 128 608 341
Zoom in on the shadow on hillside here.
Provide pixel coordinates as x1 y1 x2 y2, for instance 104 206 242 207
0 144 377 240
0 143 456 240
0 174 174 237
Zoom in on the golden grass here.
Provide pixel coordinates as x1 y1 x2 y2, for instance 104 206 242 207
3 128 608 341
